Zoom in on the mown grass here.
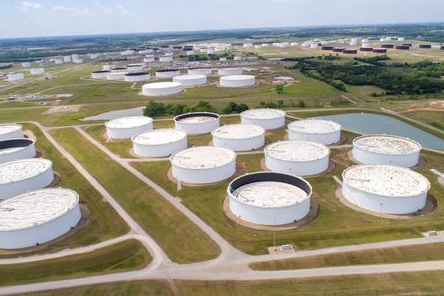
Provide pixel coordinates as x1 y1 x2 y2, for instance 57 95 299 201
250 242 444 270
51 128 220 263
0 239 150 287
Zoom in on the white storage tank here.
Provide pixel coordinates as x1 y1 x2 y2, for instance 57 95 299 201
171 146 236 184
110 67 127 73
0 188 81 249
174 112 220 135
30 68 45 75
342 165 430 215
132 129 187 158
106 71 127 81
0 158 54 200
264 141 330 176
126 64 144 73
228 172 312 226
220 75 255 88
143 57 155 63
91 70 110 79
124 72 151 82
173 74 207 87
155 69 180 78
105 116 153 140
288 119 341 145
7 73 25 82
142 82 182 96
240 108 286 130
352 135 421 168
188 68 212 76
159 56 173 63
212 124 265 151
0 139 37 164
218 68 243 76
0 124 24 141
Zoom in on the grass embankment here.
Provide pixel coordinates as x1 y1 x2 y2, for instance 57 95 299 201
250 242 444 270
28 271 444 295
0 240 150 287
51 128 220 263
0 124 128 258
132 149 444 255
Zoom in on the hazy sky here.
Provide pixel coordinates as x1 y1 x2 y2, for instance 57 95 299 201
1 0 444 38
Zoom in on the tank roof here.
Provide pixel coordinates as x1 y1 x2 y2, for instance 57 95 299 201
174 75 206 80
0 124 21 136
0 158 52 184
171 146 236 170
241 108 285 120
132 129 186 145
353 135 421 155
212 124 264 140
343 165 430 198
105 116 153 129
265 140 330 162
221 75 254 81
0 188 79 231
288 119 341 134
142 82 181 89
232 181 308 208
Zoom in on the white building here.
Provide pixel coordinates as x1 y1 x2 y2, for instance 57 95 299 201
132 129 187 158
105 116 153 140
352 135 421 168
228 172 312 225
174 112 220 135
342 165 430 214
171 146 236 184
264 141 330 176
0 158 54 200
287 119 341 145
240 108 286 130
0 188 81 249
0 138 36 165
212 124 265 151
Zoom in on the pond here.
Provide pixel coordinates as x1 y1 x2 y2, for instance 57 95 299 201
312 112 444 151
81 107 144 121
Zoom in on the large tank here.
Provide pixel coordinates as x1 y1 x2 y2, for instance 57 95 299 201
106 71 127 81
0 124 24 141
218 68 243 76
188 68 212 76
30 68 45 75
0 139 36 164
91 70 110 79
220 75 255 88
159 56 173 63
265 141 330 176
228 172 312 225
212 124 265 151
105 116 153 140
124 72 151 82
240 108 286 130
0 188 81 249
0 158 54 200
342 165 430 214
173 75 207 87
170 146 236 184
352 135 421 168
126 64 144 73
132 129 187 158
174 112 220 135
288 119 341 145
142 82 183 96
155 69 180 78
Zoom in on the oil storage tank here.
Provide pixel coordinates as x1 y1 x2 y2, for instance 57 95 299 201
212 124 265 151
0 158 54 200
264 141 330 176
0 139 36 164
352 135 421 167
142 82 183 96
173 75 207 86
220 75 255 87
240 108 286 130
228 172 312 225
170 146 236 184
287 119 341 145
0 188 81 249
132 129 187 158
342 165 430 214
105 116 153 140
174 112 220 135
0 124 24 141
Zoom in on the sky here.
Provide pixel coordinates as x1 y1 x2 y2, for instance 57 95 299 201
1 0 444 39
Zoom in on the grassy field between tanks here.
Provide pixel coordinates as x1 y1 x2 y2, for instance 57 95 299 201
0 239 150 287
27 271 444 296
51 128 220 263
250 242 444 270
0 124 129 259
132 147 444 255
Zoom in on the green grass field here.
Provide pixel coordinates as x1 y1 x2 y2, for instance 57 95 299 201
51 128 220 263
0 239 150 287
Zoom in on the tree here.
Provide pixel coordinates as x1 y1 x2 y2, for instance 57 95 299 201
275 84 284 95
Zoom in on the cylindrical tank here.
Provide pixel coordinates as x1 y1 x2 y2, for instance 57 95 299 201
0 139 37 164
105 116 153 140
212 124 265 151
240 108 286 130
0 124 24 141
220 75 255 88
132 129 187 158
174 112 220 135
287 119 341 145
155 69 181 78
124 72 151 82
141 82 183 96
173 75 207 87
